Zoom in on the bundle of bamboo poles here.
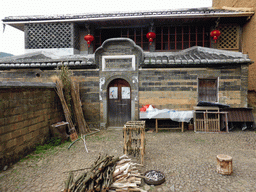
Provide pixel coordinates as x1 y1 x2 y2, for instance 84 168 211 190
70 80 90 134
55 78 75 132
64 154 146 192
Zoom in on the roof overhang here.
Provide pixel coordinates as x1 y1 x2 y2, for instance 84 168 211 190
2 7 254 31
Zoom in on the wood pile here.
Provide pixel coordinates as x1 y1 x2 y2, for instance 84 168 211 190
64 154 146 192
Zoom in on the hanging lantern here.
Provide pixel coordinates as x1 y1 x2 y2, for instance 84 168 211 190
84 34 94 47
146 32 156 45
210 30 221 43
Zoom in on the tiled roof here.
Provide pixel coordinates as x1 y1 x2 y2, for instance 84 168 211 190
142 46 252 67
0 47 252 69
3 8 254 22
0 51 95 68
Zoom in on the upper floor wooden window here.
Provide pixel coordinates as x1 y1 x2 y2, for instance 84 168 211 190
94 27 149 51
155 25 211 51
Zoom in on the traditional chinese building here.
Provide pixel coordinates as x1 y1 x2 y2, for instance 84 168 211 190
213 0 256 118
0 7 254 128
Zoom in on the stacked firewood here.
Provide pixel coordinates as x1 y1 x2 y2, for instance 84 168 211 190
110 155 146 192
64 154 146 192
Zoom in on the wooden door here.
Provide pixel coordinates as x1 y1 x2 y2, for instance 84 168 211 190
108 79 131 127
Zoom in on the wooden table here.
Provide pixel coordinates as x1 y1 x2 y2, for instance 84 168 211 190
155 119 184 133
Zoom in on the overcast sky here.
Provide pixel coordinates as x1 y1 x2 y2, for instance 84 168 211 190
0 0 212 56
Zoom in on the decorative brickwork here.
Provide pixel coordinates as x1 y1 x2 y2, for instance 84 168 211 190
25 23 79 49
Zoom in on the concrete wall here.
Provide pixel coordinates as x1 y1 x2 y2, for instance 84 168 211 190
212 0 256 112
139 66 247 110
0 85 64 170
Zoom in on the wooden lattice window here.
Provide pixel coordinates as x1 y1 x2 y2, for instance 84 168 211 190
198 79 218 102
25 23 79 49
217 25 239 50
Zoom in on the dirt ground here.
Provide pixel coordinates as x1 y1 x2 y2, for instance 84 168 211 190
0 129 256 192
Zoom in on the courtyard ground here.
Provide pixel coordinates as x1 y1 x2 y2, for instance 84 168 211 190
0 129 256 192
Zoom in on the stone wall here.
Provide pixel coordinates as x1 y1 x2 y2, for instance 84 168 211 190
0 83 64 170
0 68 100 127
139 66 247 110
71 70 100 127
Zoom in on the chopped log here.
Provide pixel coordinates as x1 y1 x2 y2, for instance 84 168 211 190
115 176 128 183
127 176 136 182
216 154 233 175
119 154 129 160
111 182 137 188
114 173 129 181
116 158 131 166
113 163 130 177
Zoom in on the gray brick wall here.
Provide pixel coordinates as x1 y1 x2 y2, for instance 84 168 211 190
139 67 245 110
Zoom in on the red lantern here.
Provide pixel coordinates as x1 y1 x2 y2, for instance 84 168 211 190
84 34 94 47
146 32 156 45
210 30 221 43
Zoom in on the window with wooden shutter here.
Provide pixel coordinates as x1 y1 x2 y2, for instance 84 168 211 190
198 79 217 102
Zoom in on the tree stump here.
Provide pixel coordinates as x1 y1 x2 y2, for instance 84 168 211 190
50 122 69 142
216 154 233 175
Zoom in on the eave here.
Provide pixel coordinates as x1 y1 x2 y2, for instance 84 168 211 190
3 8 254 31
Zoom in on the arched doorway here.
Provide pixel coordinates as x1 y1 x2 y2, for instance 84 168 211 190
108 78 131 127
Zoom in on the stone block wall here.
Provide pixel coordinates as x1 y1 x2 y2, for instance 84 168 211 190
139 66 245 110
0 68 100 127
0 85 64 170
72 70 100 127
